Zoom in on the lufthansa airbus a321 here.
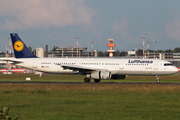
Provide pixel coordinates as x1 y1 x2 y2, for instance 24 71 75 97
1 33 178 83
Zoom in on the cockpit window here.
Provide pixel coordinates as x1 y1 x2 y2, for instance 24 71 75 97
164 63 172 66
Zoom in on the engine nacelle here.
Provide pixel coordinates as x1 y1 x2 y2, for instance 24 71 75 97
111 75 126 79
91 71 111 80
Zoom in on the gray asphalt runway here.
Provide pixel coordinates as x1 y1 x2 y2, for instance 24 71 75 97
0 81 180 84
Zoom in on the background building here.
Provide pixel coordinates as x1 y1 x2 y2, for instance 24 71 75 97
48 47 98 58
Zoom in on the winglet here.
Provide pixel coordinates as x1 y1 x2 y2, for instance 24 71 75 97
10 33 37 58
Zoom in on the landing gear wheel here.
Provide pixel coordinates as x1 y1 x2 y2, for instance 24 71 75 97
156 80 160 84
84 78 90 83
94 79 101 83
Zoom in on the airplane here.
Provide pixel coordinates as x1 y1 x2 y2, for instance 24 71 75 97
1 33 178 83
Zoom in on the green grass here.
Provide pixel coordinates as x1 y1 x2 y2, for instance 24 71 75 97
1 84 180 119
1 74 180 119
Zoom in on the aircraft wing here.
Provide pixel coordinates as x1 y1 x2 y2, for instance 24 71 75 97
60 64 102 74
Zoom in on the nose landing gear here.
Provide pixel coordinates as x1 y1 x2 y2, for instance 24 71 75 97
156 75 160 84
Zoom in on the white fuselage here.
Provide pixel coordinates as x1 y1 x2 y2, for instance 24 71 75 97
13 58 178 76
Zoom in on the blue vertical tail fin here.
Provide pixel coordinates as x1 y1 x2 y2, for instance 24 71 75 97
10 33 37 58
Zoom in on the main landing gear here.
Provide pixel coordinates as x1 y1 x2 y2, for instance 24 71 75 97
94 79 100 83
84 78 101 83
84 77 90 83
156 75 160 84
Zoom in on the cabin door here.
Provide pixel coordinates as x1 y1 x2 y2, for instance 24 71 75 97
32 60 37 68
119 62 124 69
154 61 159 70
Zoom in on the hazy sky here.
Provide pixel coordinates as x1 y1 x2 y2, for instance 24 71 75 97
0 0 180 52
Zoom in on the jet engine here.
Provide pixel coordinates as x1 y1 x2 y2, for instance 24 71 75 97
111 75 126 79
91 71 111 80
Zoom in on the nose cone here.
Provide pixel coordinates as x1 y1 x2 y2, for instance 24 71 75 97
173 67 178 73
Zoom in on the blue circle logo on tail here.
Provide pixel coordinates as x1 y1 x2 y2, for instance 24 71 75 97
14 41 24 52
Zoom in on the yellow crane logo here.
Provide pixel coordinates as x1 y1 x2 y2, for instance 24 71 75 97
14 41 24 52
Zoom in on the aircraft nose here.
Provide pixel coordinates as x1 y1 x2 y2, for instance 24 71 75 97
173 67 178 73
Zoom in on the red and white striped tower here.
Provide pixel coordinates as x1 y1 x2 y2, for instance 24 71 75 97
76 37 79 58
107 39 115 57
147 41 149 59
6 37 12 71
91 41 93 58
7 37 11 58
135 45 137 59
